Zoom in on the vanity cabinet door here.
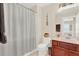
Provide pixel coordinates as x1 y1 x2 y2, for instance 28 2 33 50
52 40 79 56
68 52 78 56
68 50 79 56
76 45 79 52
53 46 68 56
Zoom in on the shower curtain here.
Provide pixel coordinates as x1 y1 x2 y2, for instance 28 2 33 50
0 3 36 56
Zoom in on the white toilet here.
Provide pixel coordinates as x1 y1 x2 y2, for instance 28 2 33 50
37 43 49 56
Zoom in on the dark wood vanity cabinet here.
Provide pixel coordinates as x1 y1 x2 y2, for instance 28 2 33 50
51 40 79 56
53 46 68 56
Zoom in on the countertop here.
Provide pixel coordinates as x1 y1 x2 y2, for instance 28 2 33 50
52 37 79 45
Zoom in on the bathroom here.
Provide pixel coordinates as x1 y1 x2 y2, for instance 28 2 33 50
0 3 79 56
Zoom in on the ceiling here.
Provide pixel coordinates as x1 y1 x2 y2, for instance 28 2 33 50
57 4 79 17
21 3 52 8
37 3 52 7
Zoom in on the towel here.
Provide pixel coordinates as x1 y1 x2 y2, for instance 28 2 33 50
0 3 7 44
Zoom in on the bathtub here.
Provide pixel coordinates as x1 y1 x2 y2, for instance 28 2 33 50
24 43 49 56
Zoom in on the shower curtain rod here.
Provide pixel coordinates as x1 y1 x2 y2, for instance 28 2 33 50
17 3 37 13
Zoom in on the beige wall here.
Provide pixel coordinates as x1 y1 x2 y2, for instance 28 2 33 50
41 4 59 38
32 4 60 45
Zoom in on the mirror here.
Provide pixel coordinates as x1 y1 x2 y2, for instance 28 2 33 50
75 13 79 40
62 17 75 39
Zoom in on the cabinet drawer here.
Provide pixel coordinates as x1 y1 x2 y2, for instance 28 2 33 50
52 40 58 46
59 41 69 49
59 41 76 51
